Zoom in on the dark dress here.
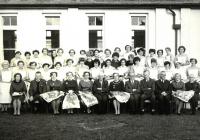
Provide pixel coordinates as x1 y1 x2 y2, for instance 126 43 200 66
62 79 78 94
125 80 140 113
47 79 62 101
10 80 27 102
93 79 109 114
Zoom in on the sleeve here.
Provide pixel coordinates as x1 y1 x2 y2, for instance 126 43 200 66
42 80 47 93
92 80 99 94
79 81 83 91
120 81 125 92
29 81 33 96
22 81 27 94
125 82 132 93
10 83 14 95
74 80 79 94
46 81 50 92
109 82 113 91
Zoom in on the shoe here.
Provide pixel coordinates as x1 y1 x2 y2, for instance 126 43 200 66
140 109 145 115
151 109 155 115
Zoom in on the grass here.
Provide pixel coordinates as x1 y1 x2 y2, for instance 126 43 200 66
0 112 200 140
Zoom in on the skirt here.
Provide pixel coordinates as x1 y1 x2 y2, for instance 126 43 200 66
40 90 64 103
0 82 12 104
79 91 98 107
62 93 80 109
110 91 130 103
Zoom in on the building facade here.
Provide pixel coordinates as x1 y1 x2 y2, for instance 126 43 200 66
0 0 200 65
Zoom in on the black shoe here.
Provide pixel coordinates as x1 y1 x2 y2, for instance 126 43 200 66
140 109 145 115
151 109 155 115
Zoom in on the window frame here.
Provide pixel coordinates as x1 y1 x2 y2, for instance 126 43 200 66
87 13 105 50
130 13 148 52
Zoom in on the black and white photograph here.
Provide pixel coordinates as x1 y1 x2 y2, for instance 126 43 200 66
0 0 200 139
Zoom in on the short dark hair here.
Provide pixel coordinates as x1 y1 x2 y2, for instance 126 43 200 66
137 48 145 54
164 61 171 66
80 50 86 54
13 73 22 82
125 45 132 50
50 72 58 77
157 49 163 55
78 58 85 63
42 63 50 68
32 50 40 54
104 49 111 54
57 48 64 53
151 58 157 63
190 58 198 64
83 71 90 77
66 59 74 64
178 46 186 52
112 52 119 58
15 51 21 55
93 59 100 66
29 61 37 66
24 51 31 56
42 48 48 53
54 62 62 67
69 49 75 54
120 58 126 64
17 60 25 66
133 57 140 65
149 49 156 54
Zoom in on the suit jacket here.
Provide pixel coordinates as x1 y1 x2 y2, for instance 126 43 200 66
185 81 200 94
140 78 155 95
29 79 47 96
125 80 140 94
155 79 172 96
93 79 109 95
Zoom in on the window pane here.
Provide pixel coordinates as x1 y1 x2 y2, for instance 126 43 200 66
132 30 145 48
46 17 60 25
96 16 103 25
11 16 17 26
139 17 146 26
131 16 139 25
4 50 15 63
89 30 102 49
3 17 10 26
3 30 17 49
89 16 95 25
46 30 59 49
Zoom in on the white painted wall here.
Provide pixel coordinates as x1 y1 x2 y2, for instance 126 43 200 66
0 8 199 65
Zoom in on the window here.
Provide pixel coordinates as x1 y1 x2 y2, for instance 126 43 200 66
46 30 59 49
89 30 103 49
2 16 17 62
46 16 60 26
45 16 60 49
130 15 147 49
89 16 103 26
2 16 17 26
88 15 104 50
131 16 146 26
3 30 17 62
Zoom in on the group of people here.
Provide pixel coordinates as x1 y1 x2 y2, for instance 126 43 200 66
0 45 199 116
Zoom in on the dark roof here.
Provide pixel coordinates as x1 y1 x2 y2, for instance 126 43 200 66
0 0 200 9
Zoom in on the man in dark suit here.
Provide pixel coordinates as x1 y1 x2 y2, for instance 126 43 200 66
29 71 47 113
125 72 140 114
155 71 172 114
140 70 156 114
93 74 109 114
185 74 200 115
